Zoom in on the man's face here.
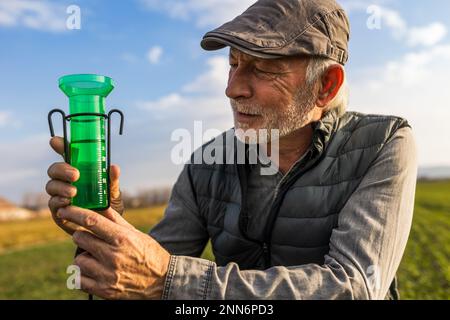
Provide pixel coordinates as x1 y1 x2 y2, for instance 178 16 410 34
226 48 317 143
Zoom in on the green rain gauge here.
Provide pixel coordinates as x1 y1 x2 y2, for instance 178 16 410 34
48 74 124 211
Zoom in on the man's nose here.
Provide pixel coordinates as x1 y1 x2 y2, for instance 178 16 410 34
225 67 252 99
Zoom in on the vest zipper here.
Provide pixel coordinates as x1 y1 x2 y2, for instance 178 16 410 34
262 147 319 268
262 174 295 268
262 242 270 264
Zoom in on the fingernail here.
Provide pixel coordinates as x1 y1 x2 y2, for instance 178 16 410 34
57 207 66 218
65 169 76 179
60 197 70 205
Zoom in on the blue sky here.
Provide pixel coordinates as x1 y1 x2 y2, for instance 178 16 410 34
1 0 450 203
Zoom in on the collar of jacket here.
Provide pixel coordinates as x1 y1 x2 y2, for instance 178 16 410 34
310 108 340 158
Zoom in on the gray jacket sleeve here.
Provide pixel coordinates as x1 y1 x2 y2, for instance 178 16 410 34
149 164 209 258
159 126 418 300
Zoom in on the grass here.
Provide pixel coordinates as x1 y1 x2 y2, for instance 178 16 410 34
396 180 450 299
0 205 212 299
0 182 448 299
0 241 85 299
0 206 166 253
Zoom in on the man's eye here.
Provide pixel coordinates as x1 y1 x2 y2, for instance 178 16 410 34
254 67 277 77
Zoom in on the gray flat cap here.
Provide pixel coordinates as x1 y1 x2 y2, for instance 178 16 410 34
201 0 350 65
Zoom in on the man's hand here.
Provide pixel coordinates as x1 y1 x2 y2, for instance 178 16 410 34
46 136 124 235
58 205 171 299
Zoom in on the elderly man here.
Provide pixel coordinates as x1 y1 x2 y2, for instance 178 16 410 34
46 0 417 300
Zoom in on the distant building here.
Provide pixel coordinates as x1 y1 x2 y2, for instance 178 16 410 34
0 197 35 221
0 196 50 221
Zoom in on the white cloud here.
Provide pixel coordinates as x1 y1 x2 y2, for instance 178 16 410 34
147 46 163 64
377 6 407 38
0 111 10 127
362 44 450 88
182 56 229 94
0 111 21 128
349 43 450 167
407 22 447 47
364 5 448 47
339 0 394 13
137 55 232 129
0 133 52 202
140 0 256 27
0 0 67 32
138 93 184 111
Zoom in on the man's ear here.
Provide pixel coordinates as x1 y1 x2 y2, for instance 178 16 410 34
315 65 344 108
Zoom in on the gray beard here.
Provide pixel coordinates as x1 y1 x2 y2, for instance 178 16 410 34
231 82 317 144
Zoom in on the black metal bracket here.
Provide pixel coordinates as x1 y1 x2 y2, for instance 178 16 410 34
48 108 125 209
106 109 124 209
48 109 70 163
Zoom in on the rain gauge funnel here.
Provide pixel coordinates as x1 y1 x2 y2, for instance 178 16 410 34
48 74 124 210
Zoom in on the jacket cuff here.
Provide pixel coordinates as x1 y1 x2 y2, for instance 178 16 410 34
161 255 215 300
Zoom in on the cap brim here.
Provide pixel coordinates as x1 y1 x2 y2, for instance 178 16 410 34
201 35 283 60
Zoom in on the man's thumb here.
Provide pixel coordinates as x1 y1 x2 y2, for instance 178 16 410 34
110 164 121 199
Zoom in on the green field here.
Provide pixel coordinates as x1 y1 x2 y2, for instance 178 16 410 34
0 181 449 300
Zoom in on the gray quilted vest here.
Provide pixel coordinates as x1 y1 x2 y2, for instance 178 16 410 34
189 110 409 299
